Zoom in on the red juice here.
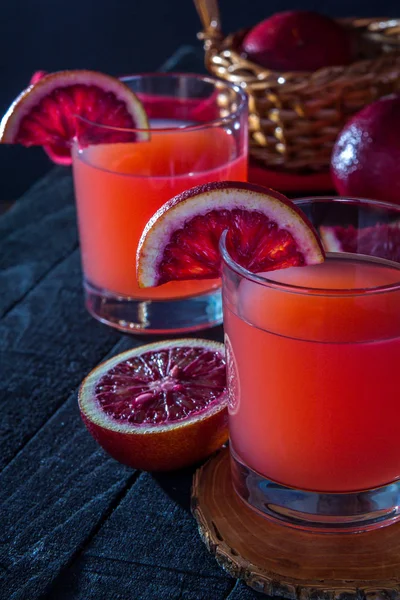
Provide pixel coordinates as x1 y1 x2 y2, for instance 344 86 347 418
225 255 400 492
72 124 247 299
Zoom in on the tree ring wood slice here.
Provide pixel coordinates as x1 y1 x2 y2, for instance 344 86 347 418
191 447 400 599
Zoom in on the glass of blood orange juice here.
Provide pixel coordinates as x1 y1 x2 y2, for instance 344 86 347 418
72 73 248 333
222 197 400 532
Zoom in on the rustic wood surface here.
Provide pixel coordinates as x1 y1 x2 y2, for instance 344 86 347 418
192 448 400 599
0 167 261 600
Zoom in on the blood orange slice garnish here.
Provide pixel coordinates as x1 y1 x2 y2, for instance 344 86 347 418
137 181 325 287
0 70 149 165
320 222 400 263
78 339 228 472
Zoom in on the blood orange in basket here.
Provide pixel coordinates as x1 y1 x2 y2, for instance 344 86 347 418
241 10 353 72
0 70 149 165
137 181 325 287
78 339 228 471
320 222 400 263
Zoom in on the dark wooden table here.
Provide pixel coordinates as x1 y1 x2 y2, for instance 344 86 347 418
0 164 271 600
0 45 269 599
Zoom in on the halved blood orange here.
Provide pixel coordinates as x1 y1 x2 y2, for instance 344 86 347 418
0 70 149 165
320 222 400 263
137 181 325 287
78 339 228 472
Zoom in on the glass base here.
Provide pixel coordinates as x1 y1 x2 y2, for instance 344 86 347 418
84 279 223 334
230 447 400 533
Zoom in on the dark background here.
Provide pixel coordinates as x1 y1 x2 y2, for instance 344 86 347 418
1 4 399 598
0 0 398 202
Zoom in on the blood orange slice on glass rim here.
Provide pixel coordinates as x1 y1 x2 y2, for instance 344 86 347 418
0 69 149 165
78 339 228 472
137 181 325 287
320 222 400 263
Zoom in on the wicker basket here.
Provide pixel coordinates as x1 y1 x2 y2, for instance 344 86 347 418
194 0 400 173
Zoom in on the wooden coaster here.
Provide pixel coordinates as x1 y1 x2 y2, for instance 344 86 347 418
191 448 400 599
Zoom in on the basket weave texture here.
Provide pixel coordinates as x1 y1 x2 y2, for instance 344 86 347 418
199 14 400 172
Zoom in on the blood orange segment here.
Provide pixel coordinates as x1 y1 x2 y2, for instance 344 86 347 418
137 181 325 287
320 222 400 263
0 70 149 165
78 339 228 472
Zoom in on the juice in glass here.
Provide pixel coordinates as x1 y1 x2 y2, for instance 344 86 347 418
222 197 400 531
73 126 247 299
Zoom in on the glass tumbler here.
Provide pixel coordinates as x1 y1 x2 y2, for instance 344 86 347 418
222 197 400 532
72 73 248 333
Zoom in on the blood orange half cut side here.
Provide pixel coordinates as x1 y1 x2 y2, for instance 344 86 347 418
79 338 228 472
320 222 400 263
137 181 325 287
0 70 149 165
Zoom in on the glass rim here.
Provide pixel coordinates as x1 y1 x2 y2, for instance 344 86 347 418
74 72 248 134
220 196 400 296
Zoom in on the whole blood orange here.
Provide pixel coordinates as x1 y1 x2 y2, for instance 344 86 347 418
241 10 353 72
79 339 228 472
331 95 400 204
0 70 149 165
137 181 325 287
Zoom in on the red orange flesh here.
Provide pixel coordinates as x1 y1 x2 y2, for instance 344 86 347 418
78 339 228 472
0 70 149 165
137 181 325 288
